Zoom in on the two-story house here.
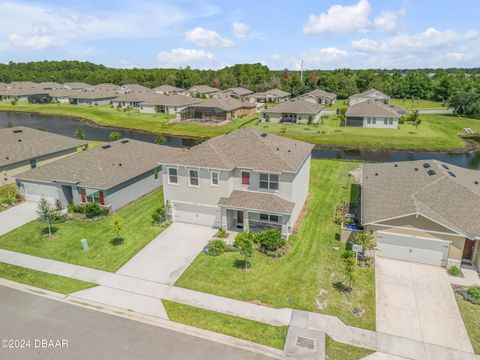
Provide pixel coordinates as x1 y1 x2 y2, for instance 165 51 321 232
161 129 313 239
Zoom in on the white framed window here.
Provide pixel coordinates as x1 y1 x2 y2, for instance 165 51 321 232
189 169 200 187
259 173 279 190
384 118 388 125
210 171 219 186
259 213 281 223
168 167 178 185
371 118 377 124
388 118 394 125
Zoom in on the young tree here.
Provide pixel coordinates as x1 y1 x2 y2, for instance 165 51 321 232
342 250 359 292
37 197 57 238
109 213 124 245
74 128 85 140
234 231 255 271
353 232 376 266
109 132 121 141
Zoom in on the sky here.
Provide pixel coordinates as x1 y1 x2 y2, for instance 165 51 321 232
0 0 479 70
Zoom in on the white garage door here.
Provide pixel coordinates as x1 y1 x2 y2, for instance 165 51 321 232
376 232 450 266
173 202 221 228
21 182 58 204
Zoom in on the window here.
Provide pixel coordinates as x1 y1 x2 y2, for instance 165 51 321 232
270 214 279 223
210 171 219 186
85 189 104 205
260 213 269 221
168 167 178 184
30 159 37 169
260 173 279 190
384 118 388 125
388 118 394 125
259 213 280 223
241 171 250 185
154 167 160 181
189 169 199 187
371 118 377 124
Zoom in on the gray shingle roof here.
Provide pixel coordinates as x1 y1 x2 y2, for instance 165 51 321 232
0 127 87 167
219 190 294 214
346 100 400 117
69 90 118 100
299 89 337 100
120 84 151 92
94 83 120 91
16 139 183 190
165 128 313 173
361 160 480 239
64 82 94 90
0 88 48 96
153 85 185 93
184 97 255 112
223 87 254 96
262 100 323 115
251 88 291 98
349 88 389 100
188 85 221 94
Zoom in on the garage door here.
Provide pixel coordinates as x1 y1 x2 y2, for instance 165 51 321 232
376 232 450 266
172 202 221 228
21 181 58 204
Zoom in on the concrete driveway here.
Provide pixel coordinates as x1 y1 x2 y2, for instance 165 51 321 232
0 202 38 236
116 222 216 285
376 257 473 352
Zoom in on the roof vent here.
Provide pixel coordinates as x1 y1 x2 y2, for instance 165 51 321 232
276 147 280 151
448 171 456 177
442 164 450 170
394 164 398 167
17 139 22 142
102 144 111 149
423 163 431 169
13 129 23 133
475 181 479 185
260 133 267 137
414 168 418 171
120 139 129 144
375 173 378 176
427 170 436 176
118 163 122 167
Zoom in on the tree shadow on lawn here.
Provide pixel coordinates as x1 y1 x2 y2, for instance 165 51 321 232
40 226 59 237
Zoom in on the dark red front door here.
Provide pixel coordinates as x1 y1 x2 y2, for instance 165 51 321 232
237 211 244 224
462 239 476 260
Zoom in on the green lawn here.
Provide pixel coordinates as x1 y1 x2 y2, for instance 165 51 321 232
390 98 445 110
0 184 17 212
0 102 257 138
456 294 480 354
326 336 374 360
0 188 167 271
324 99 348 110
176 159 376 330
0 262 95 294
247 114 480 150
163 300 288 350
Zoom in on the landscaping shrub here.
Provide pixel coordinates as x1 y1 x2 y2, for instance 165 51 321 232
457 286 480 305
206 239 227 256
255 229 285 253
0 184 17 209
448 265 461 276
84 202 109 219
152 206 167 224
67 203 84 214
215 229 227 238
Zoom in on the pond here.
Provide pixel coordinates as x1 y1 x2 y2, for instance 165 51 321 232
1 111 480 169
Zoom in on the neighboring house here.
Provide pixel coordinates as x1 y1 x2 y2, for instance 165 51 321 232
187 85 221 98
16 139 181 210
218 87 254 99
118 84 151 94
139 94 202 114
250 89 290 103
69 90 118 105
361 160 480 269
95 83 120 92
161 129 313 239
111 91 153 109
63 82 95 91
37 82 64 90
153 85 186 95
345 100 402 129
47 89 75 104
296 89 337 105
0 87 50 103
349 88 390 105
0 127 87 186
261 100 323 124
180 96 256 123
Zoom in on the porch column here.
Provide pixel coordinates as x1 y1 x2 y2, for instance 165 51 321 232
243 210 249 232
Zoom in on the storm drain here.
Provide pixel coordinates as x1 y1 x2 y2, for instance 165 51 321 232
296 336 315 350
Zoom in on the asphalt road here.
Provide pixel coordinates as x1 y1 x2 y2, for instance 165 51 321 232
0 286 277 360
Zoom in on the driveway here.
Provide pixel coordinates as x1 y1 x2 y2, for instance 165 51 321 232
0 202 38 237
376 257 473 352
116 222 216 285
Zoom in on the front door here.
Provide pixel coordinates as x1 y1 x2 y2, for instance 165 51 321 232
237 211 244 227
462 239 476 261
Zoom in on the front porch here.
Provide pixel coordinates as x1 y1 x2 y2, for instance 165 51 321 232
223 208 288 239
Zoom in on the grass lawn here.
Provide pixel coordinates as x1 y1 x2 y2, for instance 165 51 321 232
0 262 95 294
0 188 167 272
176 159 376 330
163 300 288 350
324 99 348 111
325 336 374 360
0 102 258 138
390 98 445 110
247 114 480 150
86 140 105 148
456 294 480 354
0 184 17 212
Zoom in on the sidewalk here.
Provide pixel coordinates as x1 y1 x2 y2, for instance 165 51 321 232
0 249 478 360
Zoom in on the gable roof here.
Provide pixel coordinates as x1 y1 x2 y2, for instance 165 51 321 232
142 94 202 107
0 127 87 167
164 128 314 173
153 84 185 93
350 88 389 100
184 96 255 112
262 99 323 115
361 160 480 239
64 82 94 90
219 190 295 214
223 87 254 96
120 84 151 92
188 85 221 94
0 88 48 97
95 83 120 91
16 139 183 190
69 89 118 100
299 89 337 100
346 100 400 117
251 88 290 98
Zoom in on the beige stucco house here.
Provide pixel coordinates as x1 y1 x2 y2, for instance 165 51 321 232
161 129 313 239
261 100 323 124
361 160 480 269
180 96 256 123
296 89 337 105
250 89 290 103
349 88 390 105
345 100 402 129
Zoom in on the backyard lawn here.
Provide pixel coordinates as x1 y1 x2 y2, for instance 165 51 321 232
0 262 95 294
176 159 376 330
390 98 445 110
0 188 167 271
456 294 480 354
163 300 288 350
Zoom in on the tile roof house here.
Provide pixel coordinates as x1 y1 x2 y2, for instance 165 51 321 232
296 89 337 105
345 100 403 129
250 89 291 103
361 160 480 268
161 129 314 239
180 96 256 123
261 100 323 124
16 139 182 210
0 127 87 186
349 88 390 105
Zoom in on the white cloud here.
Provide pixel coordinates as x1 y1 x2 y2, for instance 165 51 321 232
304 0 371 35
185 27 234 48
232 21 251 38
8 26 56 50
465 29 479 39
373 9 405 32
156 48 216 69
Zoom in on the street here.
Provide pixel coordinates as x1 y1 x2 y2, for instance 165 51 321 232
0 285 278 360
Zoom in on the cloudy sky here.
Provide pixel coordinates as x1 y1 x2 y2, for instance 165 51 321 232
0 0 479 70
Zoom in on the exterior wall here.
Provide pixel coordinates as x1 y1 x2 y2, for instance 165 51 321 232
262 112 321 124
289 155 311 226
362 116 399 129
75 98 115 106
2 148 80 186
17 180 60 204
232 107 256 118
139 104 190 114
473 242 480 270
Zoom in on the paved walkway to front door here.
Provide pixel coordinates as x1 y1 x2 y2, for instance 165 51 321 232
376 257 473 353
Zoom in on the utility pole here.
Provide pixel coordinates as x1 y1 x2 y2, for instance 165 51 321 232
300 59 305 83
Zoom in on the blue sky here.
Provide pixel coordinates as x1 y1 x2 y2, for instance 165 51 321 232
0 0 479 70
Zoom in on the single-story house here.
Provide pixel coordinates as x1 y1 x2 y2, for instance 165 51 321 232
139 94 202 114
249 89 290 103
63 82 95 91
111 91 153 109
0 127 87 186
38 82 64 90
118 84 151 94
69 90 118 105
345 100 402 129
218 87 254 99
296 89 337 105
349 88 390 105
161 129 313 239
47 89 75 103
153 85 186 95
0 87 50 103
361 160 480 269
16 139 182 210
95 83 120 92
261 100 323 124
187 85 221 98
180 96 256 123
